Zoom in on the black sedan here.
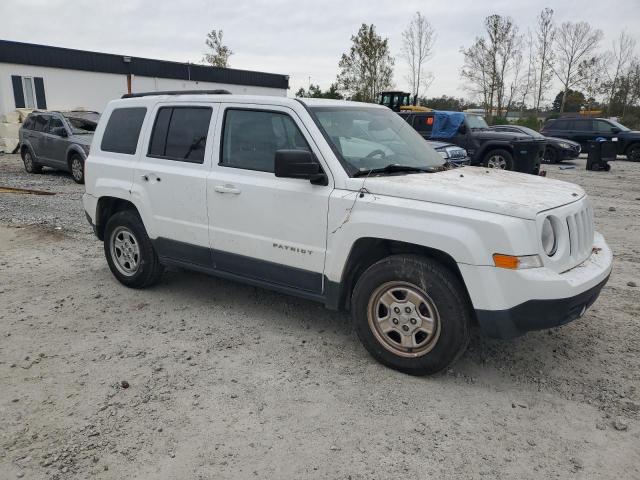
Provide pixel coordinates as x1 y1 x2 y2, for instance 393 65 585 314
490 125 581 163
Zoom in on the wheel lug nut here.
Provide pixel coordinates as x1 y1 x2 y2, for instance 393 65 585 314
394 307 400 314
410 318 417 325
392 318 399 325
402 325 409 332
405 307 411 313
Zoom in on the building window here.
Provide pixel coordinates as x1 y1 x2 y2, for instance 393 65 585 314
22 77 36 109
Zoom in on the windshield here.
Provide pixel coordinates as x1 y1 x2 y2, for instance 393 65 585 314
515 126 544 138
465 114 489 130
609 119 630 132
310 106 445 174
66 117 97 134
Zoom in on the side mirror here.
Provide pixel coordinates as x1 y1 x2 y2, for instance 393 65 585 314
458 124 467 134
274 149 327 185
52 127 68 137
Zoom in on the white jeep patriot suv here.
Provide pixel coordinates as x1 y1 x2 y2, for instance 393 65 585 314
83 91 612 375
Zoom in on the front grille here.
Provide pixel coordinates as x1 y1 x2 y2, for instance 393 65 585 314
566 204 594 264
448 149 466 159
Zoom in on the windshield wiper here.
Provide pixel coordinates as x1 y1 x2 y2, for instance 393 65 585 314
353 164 437 177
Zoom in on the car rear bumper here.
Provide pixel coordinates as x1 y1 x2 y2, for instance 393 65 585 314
459 232 612 339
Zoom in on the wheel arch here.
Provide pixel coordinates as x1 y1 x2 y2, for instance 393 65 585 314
326 237 472 312
480 143 514 159
66 145 86 168
94 196 140 241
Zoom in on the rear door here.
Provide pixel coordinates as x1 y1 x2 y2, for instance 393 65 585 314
42 115 69 167
569 119 594 149
412 113 434 140
29 114 50 161
206 103 332 295
133 102 219 265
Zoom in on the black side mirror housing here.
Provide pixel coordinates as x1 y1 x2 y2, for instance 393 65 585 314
274 150 328 185
52 127 68 137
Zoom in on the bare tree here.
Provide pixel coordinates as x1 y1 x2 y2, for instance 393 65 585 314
203 29 233 68
519 29 537 114
605 31 637 114
552 21 603 113
578 55 607 112
460 15 519 122
534 8 555 112
401 12 436 102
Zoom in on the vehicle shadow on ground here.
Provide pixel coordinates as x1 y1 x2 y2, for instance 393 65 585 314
147 265 591 383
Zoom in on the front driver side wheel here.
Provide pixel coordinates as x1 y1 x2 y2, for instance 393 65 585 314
351 255 471 375
483 149 514 170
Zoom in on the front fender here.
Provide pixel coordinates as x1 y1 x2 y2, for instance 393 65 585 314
65 144 87 162
324 190 537 283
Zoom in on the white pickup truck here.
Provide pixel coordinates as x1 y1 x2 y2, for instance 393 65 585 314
83 92 612 375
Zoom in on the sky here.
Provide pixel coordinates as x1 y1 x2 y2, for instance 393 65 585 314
1 0 639 102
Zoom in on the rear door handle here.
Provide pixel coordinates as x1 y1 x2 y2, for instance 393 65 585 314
214 184 241 195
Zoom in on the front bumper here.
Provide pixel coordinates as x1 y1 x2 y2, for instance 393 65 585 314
459 232 613 339
558 145 581 160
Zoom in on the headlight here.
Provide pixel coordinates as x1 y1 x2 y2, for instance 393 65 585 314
559 142 570 149
541 217 557 256
438 150 449 159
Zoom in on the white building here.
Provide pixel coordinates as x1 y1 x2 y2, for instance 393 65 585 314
0 39 289 118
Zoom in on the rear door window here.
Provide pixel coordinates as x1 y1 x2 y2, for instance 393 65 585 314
32 115 49 132
101 107 147 155
572 120 592 131
148 106 213 163
413 114 434 134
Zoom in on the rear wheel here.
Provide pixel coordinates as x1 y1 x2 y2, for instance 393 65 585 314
104 210 164 288
351 255 471 375
544 147 559 164
627 144 640 162
70 154 84 184
22 149 42 174
483 149 513 170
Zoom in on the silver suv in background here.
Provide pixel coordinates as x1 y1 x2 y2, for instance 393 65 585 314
19 111 99 183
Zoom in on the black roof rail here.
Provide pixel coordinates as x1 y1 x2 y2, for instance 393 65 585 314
121 89 232 99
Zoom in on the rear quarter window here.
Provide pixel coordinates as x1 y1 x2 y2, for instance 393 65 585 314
101 107 147 155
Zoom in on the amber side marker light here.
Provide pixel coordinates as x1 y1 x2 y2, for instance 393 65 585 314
493 254 543 270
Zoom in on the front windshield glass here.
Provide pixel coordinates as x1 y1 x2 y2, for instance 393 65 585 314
66 117 97 134
465 114 489 130
516 126 544 138
310 106 445 174
610 119 630 132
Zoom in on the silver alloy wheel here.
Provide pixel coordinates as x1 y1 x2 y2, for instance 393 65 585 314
367 281 441 358
486 154 507 169
24 151 33 171
71 157 83 181
110 226 141 277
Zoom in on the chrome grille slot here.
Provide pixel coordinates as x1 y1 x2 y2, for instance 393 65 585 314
566 205 594 264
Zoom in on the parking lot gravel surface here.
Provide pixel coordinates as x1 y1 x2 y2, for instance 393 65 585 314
1 153 639 479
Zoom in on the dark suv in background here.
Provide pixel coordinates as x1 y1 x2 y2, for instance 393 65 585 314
19 111 99 183
400 111 545 174
541 117 640 161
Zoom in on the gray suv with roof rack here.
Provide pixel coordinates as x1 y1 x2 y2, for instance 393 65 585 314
19 110 100 183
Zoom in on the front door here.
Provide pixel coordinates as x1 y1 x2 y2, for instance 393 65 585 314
133 102 219 266
207 104 332 294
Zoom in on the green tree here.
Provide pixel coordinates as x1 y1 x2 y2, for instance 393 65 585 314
295 83 343 99
420 96 470 111
203 29 233 68
552 89 586 112
336 24 394 102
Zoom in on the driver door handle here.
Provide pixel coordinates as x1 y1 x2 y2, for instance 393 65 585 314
214 184 241 195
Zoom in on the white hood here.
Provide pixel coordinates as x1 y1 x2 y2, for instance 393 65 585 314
352 167 585 220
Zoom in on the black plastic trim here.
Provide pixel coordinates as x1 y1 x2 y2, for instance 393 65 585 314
476 275 610 339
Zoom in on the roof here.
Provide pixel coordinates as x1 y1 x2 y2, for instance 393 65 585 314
0 39 289 90
298 98 386 108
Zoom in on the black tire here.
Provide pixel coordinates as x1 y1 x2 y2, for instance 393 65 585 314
627 144 640 162
69 154 85 184
351 255 471 376
483 149 514 170
544 147 559 164
104 210 164 288
22 149 42 174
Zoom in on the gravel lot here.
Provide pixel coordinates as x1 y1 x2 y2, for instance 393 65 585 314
1 153 639 479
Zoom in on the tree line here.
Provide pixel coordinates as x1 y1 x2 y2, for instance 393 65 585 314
202 12 640 127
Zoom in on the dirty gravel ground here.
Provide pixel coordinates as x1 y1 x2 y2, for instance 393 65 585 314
0 153 638 479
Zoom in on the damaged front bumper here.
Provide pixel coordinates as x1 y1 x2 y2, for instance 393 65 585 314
460 232 613 339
